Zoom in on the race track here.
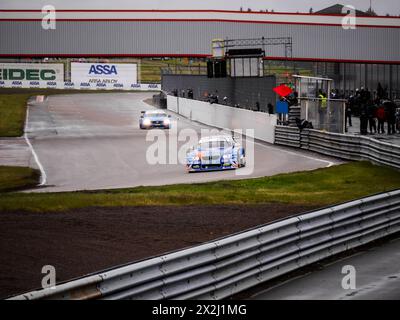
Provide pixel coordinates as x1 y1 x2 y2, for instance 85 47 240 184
251 236 400 300
25 92 340 192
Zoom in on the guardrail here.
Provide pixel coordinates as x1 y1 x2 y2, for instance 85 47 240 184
275 126 400 169
10 190 400 300
273 126 301 148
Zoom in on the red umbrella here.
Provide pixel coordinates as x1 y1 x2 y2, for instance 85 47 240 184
273 84 293 97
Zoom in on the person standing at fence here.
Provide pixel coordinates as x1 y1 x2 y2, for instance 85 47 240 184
289 91 299 106
396 107 400 133
214 91 219 104
267 103 274 115
345 100 352 127
367 102 377 134
187 88 193 99
359 104 368 135
318 90 327 130
318 90 327 108
358 88 369 135
386 100 397 135
376 103 386 134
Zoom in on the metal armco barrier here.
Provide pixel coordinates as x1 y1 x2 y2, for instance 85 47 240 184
273 126 301 148
275 126 400 169
10 190 400 300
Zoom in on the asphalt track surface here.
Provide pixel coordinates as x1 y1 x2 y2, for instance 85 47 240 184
251 236 400 300
25 92 340 192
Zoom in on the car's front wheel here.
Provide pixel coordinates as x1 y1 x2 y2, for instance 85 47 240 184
238 149 246 167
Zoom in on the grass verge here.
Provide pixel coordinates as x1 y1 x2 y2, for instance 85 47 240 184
0 166 40 193
0 162 399 213
0 94 32 137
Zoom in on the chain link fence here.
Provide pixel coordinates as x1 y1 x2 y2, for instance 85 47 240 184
300 98 346 133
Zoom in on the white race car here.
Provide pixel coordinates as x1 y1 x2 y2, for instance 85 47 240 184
186 135 246 172
139 110 171 129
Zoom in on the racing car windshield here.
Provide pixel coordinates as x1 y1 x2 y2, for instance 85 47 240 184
198 140 232 149
146 113 167 118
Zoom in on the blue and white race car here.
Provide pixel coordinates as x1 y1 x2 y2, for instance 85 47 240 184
186 135 246 172
139 110 171 129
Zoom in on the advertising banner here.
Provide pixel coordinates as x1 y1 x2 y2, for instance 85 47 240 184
0 63 64 81
71 63 137 86
0 80 160 91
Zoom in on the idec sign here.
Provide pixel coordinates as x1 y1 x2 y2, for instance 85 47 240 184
0 63 64 81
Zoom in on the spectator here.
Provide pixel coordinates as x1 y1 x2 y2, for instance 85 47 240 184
295 118 313 131
267 103 274 115
367 103 377 134
359 103 368 135
187 88 193 99
288 91 299 106
353 89 361 116
364 88 372 102
385 100 397 135
255 101 260 111
318 89 327 108
214 91 219 104
317 90 327 129
223 96 228 105
376 103 386 134
345 101 352 127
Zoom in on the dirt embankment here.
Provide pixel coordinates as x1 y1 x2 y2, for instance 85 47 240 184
0 204 316 298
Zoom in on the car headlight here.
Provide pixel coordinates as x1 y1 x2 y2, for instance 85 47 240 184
163 118 170 125
143 118 151 126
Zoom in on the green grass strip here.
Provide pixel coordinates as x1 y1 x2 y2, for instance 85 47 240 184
0 162 399 213
0 166 40 193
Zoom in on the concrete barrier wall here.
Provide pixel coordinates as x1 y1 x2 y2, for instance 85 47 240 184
167 95 277 143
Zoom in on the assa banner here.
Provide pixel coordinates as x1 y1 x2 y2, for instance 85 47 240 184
0 63 64 81
71 63 137 86
0 80 159 91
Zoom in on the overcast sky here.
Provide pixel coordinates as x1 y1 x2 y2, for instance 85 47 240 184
1 0 399 16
